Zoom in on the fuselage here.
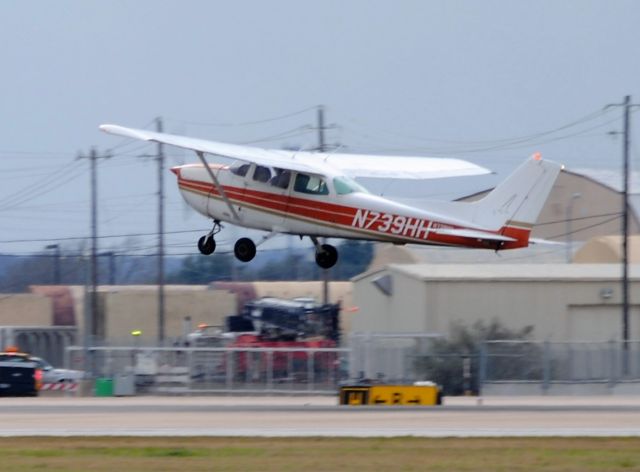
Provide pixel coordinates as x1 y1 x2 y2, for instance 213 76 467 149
171 163 530 250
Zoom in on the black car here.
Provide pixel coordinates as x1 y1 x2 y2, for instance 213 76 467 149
0 352 41 396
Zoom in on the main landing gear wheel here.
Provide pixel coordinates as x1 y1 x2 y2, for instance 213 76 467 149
197 236 216 255
315 243 338 269
234 237 256 262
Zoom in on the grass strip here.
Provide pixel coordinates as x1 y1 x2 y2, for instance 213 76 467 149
0 437 639 471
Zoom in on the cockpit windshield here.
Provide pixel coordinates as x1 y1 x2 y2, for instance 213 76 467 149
333 176 369 195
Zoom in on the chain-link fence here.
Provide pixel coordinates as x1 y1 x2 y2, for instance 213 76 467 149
348 333 444 384
481 340 640 394
65 338 640 396
67 346 349 394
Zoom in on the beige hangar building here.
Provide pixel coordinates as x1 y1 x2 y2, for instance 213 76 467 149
352 264 640 342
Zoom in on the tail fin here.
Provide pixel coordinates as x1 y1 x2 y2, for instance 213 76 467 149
470 155 562 231
424 155 562 248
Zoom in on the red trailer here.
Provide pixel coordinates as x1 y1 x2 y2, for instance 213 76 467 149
228 334 338 382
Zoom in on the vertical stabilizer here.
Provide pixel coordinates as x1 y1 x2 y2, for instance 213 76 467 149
470 156 562 230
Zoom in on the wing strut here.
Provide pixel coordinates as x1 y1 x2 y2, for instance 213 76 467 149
195 151 241 222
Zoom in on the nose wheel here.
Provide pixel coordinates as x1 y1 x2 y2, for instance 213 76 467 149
197 220 222 255
197 235 216 255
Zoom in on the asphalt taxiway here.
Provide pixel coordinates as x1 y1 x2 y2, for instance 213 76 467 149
0 395 639 437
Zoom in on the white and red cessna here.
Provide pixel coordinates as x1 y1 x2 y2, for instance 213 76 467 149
100 124 562 269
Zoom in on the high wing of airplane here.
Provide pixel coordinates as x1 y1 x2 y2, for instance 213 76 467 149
100 124 563 269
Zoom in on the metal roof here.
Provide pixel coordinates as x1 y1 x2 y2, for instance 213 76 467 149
570 168 640 194
567 168 640 222
364 263 640 282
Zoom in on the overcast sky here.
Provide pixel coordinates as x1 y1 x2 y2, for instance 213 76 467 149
1 0 639 257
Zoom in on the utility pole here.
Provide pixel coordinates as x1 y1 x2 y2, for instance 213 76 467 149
45 244 60 284
156 117 166 344
606 95 639 374
317 105 326 153
108 252 116 285
78 147 110 343
316 105 330 304
100 251 116 285
565 193 581 263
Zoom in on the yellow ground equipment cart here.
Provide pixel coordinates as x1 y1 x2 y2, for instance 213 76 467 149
339 382 442 406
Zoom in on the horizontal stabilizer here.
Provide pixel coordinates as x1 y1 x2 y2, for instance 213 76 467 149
529 238 565 246
432 228 516 242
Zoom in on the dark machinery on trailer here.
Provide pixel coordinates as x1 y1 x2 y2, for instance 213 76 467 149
227 297 340 343
188 297 341 382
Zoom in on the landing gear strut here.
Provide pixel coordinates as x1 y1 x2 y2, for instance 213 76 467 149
234 237 256 262
197 220 222 255
310 237 338 269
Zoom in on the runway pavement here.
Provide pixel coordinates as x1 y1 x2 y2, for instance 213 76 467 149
0 395 639 437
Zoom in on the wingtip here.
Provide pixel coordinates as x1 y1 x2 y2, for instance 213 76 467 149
98 124 154 142
99 124 115 133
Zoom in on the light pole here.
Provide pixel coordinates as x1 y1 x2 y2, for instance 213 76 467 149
45 244 60 284
565 193 582 263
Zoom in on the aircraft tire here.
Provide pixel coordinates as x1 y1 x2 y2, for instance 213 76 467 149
198 236 216 255
234 237 256 262
315 244 338 269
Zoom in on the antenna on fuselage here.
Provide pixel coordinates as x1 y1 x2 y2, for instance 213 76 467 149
322 143 345 163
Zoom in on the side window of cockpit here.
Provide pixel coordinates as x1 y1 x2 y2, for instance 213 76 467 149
230 163 250 177
253 165 272 183
294 173 329 195
269 169 291 189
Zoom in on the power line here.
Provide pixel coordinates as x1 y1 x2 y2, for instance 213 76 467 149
491 213 627 264
536 211 623 227
459 115 627 154
342 111 629 156
545 214 622 239
0 168 88 212
0 159 81 210
0 228 210 244
4 192 157 211
167 106 319 128
492 246 566 263
238 126 314 145
343 106 615 148
0 150 76 158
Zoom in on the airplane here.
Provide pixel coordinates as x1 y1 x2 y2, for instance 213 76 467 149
99 124 563 269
